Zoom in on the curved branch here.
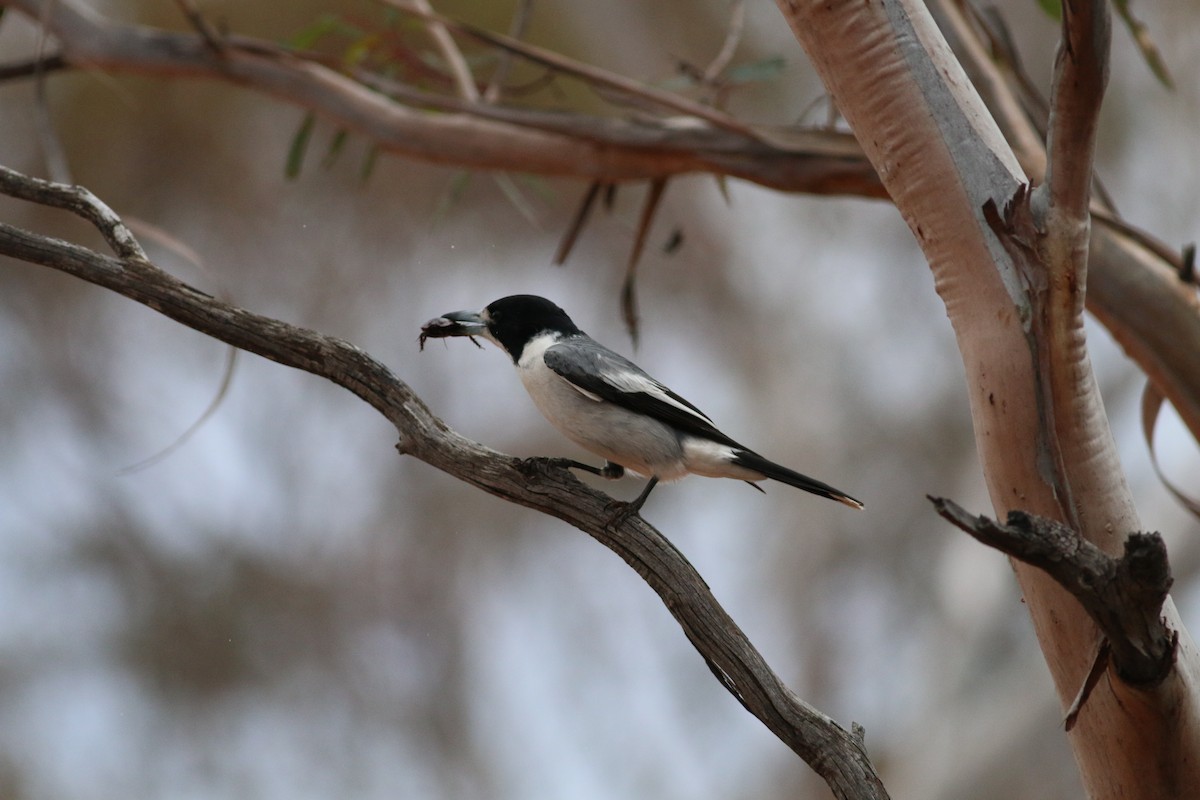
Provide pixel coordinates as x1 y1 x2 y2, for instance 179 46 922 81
0 165 890 800
0 0 881 196
1043 0 1111 235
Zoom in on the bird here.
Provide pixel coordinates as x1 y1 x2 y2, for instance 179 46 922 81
420 294 862 516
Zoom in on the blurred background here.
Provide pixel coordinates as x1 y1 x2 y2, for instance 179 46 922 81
0 1 1197 798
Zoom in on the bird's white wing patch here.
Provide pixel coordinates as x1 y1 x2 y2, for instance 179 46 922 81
599 369 714 423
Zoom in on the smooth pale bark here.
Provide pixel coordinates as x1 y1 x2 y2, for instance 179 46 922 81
772 0 1200 797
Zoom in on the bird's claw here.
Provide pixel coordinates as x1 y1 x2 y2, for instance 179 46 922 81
516 456 558 477
603 498 644 529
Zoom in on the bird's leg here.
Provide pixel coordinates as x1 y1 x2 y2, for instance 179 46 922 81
606 477 659 528
519 457 649 525
523 457 625 480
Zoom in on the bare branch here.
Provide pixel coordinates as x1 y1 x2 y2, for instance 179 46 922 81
0 51 67 79
930 496 1177 687
0 164 890 800
621 177 668 346
0 0 880 195
482 0 534 103
553 180 604 265
172 0 225 53
0 167 145 259
384 0 760 139
405 0 480 102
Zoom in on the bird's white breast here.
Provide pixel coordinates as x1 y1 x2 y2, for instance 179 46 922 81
514 333 689 480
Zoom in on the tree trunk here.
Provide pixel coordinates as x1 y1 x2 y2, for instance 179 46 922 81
773 0 1200 796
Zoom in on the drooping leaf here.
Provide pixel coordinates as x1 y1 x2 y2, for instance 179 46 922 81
322 129 349 169
285 112 316 179
1113 0 1175 90
1141 383 1200 518
359 145 380 183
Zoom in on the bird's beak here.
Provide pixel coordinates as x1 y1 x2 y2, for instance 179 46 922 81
419 309 489 349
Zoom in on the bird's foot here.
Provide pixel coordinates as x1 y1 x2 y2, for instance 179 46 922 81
603 498 644 529
603 477 658 528
518 456 579 476
518 457 624 480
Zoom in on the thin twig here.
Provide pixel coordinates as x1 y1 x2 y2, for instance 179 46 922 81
0 166 145 259
702 0 746 85
553 181 604 265
483 0 535 103
408 0 478 101
173 0 225 53
382 0 763 140
621 177 668 347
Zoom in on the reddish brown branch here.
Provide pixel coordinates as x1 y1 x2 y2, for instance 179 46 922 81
1043 0 1111 230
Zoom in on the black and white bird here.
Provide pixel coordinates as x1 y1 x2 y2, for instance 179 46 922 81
420 295 862 515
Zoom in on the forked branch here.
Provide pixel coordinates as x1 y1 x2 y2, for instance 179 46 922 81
931 496 1176 689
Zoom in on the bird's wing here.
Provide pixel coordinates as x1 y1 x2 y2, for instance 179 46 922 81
542 339 742 447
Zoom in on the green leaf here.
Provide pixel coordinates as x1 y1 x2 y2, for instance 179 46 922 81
1034 0 1063 22
285 112 316 179
1113 0 1174 90
359 145 380 183
322 129 349 169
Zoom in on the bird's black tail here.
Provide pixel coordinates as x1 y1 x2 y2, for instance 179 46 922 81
732 450 863 509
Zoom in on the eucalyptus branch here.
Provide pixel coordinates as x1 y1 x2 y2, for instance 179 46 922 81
0 0 879 195
0 164 890 800
1042 0 1111 244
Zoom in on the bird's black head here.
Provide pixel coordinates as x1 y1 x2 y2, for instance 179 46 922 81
483 295 581 361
